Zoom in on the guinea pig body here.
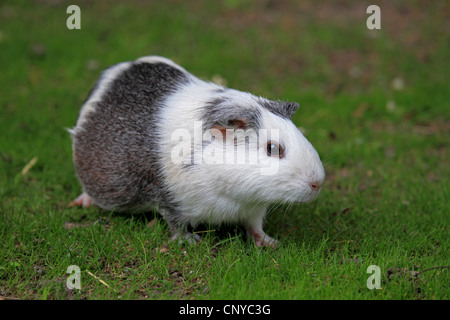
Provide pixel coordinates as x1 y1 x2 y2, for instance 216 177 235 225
70 56 325 247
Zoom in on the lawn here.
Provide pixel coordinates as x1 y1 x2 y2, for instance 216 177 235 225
0 0 448 300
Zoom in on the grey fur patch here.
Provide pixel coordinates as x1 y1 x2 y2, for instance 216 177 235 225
259 99 300 119
73 61 189 220
201 97 262 132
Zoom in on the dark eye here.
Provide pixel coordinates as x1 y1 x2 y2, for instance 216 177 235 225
267 141 284 158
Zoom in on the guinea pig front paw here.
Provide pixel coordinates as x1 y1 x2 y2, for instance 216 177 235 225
248 228 279 249
257 236 279 249
170 230 201 246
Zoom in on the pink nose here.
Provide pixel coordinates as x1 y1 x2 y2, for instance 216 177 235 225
310 181 322 191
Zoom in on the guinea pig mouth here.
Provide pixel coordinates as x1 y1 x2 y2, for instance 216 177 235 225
292 189 321 204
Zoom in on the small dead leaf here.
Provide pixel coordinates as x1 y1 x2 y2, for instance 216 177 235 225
63 221 90 230
339 168 349 178
146 219 156 229
154 245 169 254
391 77 405 90
30 43 47 57
328 131 337 140
427 172 436 182
332 208 351 217
352 103 368 118
339 258 361 264
135 289 148 298
387 267 411 281
386 100 396 112
272 257 280 269
385 146 396 158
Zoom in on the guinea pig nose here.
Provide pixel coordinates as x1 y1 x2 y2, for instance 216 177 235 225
310 181 322 191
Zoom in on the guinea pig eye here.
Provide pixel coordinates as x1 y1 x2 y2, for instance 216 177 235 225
266 141 284 158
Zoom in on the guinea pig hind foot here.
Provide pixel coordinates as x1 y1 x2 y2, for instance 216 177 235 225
68 192 94 208
170 230 201 246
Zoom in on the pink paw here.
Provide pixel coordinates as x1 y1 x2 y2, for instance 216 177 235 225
69 192 94 208
248 228 279 249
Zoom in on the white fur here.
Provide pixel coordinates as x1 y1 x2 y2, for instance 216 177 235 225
158 63 325 235
136 56 187 73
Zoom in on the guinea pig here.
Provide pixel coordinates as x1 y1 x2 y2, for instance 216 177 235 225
68 56 325 247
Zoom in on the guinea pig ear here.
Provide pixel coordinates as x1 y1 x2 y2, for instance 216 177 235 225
262 101 300 119
202 98 262 138
281 102 300 118
211 119 249 139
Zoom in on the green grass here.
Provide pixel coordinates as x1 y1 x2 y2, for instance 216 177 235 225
0 0 448 300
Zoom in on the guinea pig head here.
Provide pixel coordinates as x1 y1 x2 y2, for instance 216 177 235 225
200 92 325 205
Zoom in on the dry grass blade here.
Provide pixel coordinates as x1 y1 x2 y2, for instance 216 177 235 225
21 156 38 176
87 271 117 292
